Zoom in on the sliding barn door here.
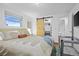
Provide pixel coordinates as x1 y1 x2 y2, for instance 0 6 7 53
36 18 44 36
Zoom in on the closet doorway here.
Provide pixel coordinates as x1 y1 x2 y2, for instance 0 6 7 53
36 18 45 36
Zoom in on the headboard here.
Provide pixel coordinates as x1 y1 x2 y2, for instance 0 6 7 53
0 27 30 35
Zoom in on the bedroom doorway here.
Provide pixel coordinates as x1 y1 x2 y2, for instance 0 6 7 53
59 20 65 36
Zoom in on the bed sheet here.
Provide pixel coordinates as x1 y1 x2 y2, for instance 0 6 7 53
0 36 52 56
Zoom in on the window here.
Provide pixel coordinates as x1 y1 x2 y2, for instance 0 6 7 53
5 16 22 27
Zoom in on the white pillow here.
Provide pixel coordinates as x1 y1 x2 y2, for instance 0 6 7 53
4 31 20 40
0 36 3 40
0 32 5 39
9 31 20 38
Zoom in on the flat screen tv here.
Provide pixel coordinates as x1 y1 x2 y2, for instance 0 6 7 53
74 11 79 26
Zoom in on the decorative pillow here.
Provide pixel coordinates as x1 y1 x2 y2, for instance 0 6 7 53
18 34 30 38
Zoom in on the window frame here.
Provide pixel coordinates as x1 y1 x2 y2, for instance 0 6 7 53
5 15 22 27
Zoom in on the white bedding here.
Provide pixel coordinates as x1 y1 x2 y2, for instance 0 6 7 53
0 36 52 56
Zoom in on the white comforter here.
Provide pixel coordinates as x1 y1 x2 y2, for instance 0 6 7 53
0 36 52 56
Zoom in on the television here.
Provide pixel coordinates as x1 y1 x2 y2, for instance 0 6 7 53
74 11 79 26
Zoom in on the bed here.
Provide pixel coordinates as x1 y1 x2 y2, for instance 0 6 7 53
0 28 52 56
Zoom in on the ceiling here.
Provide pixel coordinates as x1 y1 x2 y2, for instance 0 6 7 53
2 3 76 18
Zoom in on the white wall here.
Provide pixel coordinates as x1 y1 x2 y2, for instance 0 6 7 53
31 18 37 35
4 7 28 28
0 4 6 28
51 17 68 42
68 4 79 38
0 4 37 35
0 4 26 28
67 4 79 52
59 19 65 35
60 17 70 36
51 18 60 42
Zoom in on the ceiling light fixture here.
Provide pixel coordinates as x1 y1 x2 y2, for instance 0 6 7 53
35 3 40 7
